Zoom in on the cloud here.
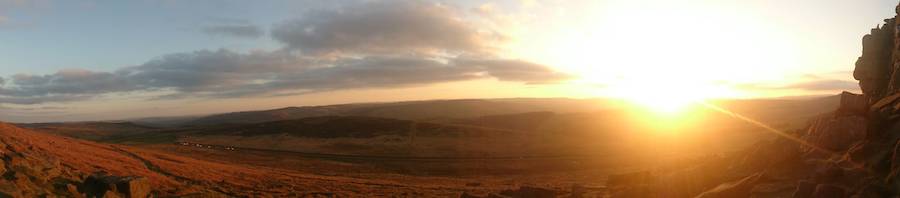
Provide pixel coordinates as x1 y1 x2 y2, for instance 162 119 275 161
129 50 569 98
202 24 263 38
453 58 572 83
0 95 92 105
0 49 570 104
271 0 502 56
0 105 68 111
9 69 135 95
783 80 859 91
0 0 570 105
733 79 860 92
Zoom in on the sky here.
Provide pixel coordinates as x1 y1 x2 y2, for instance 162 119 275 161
0 0 895 122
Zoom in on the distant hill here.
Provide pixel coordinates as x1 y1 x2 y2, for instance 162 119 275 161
111 115 532 157
136 96 840 128
706 94 841 127
129 116 202 128
454 95 841 132
113 93 839 158
183 116 516 139
157 98 612 127
16 121 158 141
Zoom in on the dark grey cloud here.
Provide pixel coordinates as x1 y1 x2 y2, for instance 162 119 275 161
0 0 570 105
5 69 135 95
202 24 263 38
271 0 500 55
0 49 570 104
122 49 309 93
133 51 569 98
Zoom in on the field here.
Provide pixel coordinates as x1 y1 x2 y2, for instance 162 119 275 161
5 97 839 197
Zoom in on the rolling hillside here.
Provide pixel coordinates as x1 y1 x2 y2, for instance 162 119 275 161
16 121 158 141
0 122 520 197
166 98 612 126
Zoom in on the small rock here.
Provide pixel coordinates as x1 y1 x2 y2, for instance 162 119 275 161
82 173 151 198
116 177 150 198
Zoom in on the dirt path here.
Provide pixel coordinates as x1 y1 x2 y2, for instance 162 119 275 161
108 146 247 197
111 146 194 182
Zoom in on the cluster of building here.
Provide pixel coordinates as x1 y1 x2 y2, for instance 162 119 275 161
176 142 236 151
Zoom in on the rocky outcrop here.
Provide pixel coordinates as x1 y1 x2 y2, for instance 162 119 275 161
854 19 894 98
837 91 868 116
802 115 866 152
82 173 151 198
734 2 900 196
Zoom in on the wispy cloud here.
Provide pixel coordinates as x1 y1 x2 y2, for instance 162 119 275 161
782 80 859 91
0 0 571 105
733 79 859 92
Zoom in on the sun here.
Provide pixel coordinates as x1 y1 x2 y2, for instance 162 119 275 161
608 78 728 115
626 92 701 114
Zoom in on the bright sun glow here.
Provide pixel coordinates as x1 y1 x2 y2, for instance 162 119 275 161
625 92 700 114
608 77 719 115
510 0 803 101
